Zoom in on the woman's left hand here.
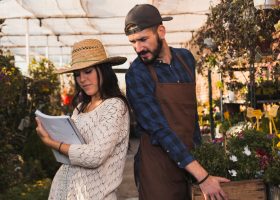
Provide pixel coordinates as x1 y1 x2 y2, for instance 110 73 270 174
35 117 53 146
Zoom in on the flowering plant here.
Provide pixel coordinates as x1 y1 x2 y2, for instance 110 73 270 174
192 129 280 185
226 80 245 92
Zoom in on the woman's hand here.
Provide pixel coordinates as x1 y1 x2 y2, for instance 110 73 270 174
35 117 70 155
35 117 53 146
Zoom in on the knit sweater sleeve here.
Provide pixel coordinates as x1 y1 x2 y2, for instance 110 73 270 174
68 98 129 168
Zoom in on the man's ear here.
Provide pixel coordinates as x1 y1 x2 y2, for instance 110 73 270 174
157 25 166 39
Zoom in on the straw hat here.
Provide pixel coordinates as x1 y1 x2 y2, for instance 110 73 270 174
56 39 127 74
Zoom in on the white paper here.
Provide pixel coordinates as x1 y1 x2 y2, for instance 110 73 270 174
35 110 85 164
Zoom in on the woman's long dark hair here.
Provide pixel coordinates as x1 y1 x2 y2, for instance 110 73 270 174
72 63 129 114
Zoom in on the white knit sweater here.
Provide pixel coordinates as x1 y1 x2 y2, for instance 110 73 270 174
48 98 130 200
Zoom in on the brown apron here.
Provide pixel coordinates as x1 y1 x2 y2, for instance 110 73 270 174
138 54 196 200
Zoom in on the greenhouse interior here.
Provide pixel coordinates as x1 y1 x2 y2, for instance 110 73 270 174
1 0 280 199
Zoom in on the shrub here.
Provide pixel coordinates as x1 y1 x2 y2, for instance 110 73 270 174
0 179 51 200
192 129 280 185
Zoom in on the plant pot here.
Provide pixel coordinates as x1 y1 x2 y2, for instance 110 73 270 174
267 185 280 200
254 0 278 9
192 179 266 200
228 90 235 103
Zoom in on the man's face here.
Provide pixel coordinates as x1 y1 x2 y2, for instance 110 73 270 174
128 28 163 64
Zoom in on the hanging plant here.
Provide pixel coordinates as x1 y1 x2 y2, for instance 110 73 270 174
226 80 245 92
195 0 280 73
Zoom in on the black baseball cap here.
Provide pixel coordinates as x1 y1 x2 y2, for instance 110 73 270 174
124 4 173 36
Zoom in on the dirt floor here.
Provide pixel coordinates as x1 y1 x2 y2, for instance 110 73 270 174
116 138 139 200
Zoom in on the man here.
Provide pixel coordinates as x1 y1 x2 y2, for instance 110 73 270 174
124 4 230 200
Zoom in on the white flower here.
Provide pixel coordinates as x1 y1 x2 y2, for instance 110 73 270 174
226 122 253 136
243 145 251 156
229 155 238 162
228 169 237 177
255 170 264 178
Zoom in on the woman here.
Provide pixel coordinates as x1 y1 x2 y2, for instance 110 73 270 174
35 39 130 200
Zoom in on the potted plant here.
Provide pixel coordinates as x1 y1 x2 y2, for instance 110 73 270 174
225 80 246 103
226 81 245 92
191 128 280 199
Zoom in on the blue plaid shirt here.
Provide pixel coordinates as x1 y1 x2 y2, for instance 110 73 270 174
125 47 202 169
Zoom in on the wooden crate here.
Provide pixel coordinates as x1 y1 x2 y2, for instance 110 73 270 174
192 179 266 200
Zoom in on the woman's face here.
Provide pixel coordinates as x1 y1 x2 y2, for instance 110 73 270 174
74 66 102 98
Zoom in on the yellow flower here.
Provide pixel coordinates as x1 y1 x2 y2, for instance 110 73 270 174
277 141 280 149
224 111 230 120
36 180 44 187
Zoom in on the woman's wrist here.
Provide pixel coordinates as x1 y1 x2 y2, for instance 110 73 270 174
43 138 59 150
58 142 64 154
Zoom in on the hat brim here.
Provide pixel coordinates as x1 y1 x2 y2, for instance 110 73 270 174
162 16 173 21
55 56 127 74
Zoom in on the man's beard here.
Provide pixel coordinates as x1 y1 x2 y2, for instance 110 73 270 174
137 36 163 64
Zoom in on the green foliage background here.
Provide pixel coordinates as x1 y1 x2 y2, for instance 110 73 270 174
0 47 62 197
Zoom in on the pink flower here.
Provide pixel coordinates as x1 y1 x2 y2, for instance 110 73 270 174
237 131 244 139
256 149 271 170
213 137 224 144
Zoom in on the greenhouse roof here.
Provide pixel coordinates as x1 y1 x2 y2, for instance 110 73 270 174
0 0 218 73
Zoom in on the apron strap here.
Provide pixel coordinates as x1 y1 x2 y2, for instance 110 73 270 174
175 53 194 82
147 64 159 82
146 53 195 83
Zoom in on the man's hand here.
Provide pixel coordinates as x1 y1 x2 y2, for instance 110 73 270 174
185 160 230 200
199 175 230 200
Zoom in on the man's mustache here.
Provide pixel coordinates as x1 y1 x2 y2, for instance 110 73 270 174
138 50 150 55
